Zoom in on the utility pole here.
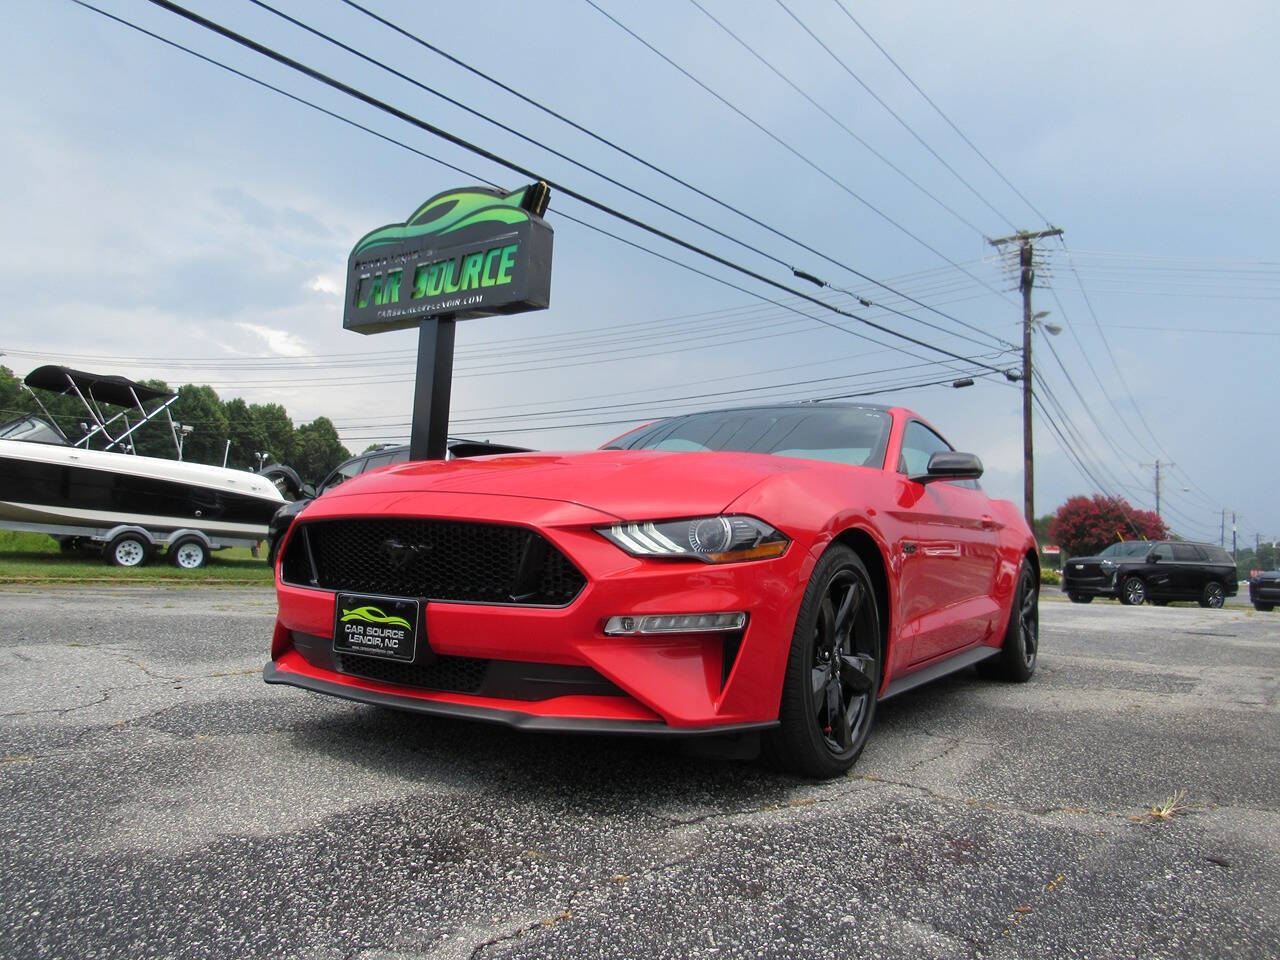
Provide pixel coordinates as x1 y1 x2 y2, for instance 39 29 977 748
1221 509 1226 547
1142 460 1171 517
1232 512 1238 561
989 227 1064 528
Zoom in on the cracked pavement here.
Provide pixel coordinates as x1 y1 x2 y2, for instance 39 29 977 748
0 585 1277 959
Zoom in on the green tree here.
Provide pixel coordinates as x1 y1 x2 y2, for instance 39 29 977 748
294 417 351 483
163 385 228 464
223 397 268 470
248 402 296 466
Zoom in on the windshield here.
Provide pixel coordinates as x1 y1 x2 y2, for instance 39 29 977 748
1098 541 1153 558
609 406 893 468
0 415 68 445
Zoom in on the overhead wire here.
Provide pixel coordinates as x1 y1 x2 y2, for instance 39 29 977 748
112 0 1019 379
337 0 1013 350
772 0 1018 230
683 0 987 238
578 0 1016 305
829 0 1054 227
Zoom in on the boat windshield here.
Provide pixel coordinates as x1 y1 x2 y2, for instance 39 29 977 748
0 416 68 446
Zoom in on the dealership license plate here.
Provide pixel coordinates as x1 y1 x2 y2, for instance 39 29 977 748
333 592 419 663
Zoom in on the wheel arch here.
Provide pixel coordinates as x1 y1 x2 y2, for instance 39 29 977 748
831 526 892 684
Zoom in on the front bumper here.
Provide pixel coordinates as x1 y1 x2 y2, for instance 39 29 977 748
267 490 812 731
1250 581 1280 603
1061 569 1118 597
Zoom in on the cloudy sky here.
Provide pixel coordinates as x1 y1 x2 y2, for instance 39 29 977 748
4 0 1277 544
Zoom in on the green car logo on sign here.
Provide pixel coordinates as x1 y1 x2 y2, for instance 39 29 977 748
339 605 413 631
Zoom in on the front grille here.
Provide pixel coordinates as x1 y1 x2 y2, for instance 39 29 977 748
281 518 586 606
336 653 489 694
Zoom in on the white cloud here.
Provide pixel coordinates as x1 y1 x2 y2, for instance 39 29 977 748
236 322 310 358
309 273 342 297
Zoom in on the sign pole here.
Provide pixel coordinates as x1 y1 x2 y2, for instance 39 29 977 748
410 314 456 461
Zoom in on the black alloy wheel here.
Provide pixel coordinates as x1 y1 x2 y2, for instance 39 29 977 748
766 545 880 779
1068 592 1092 604
1120 576 1147 606
1200 582 1225 609
980 560 1038 682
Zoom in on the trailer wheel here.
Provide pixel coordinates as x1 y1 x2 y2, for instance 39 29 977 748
169 537 209 570
105 533 150 568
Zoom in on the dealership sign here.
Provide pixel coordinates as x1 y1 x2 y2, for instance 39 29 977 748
341 181 553 459
344 182 553 334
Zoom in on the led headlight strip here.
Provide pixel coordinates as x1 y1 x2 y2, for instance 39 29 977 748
596 515 788 564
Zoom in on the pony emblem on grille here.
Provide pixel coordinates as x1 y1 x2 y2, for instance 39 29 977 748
382 538 428 571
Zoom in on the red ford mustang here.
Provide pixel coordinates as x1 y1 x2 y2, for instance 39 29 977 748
265 403 1039 777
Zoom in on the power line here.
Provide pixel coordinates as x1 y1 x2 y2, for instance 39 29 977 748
337 0 1011 350
772 0 1018 230
578 0 1015 305
830 0 1054 227
683 0 987 237
118 0 1017 379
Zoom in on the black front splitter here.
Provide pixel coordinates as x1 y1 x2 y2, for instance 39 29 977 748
263 662 778 738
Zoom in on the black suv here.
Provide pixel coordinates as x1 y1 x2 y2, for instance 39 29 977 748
1061 540 1238 608
1249 570 1280 612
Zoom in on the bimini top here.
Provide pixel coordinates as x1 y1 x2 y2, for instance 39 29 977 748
24 365 175 407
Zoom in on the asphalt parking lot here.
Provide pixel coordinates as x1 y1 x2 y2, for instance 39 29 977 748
1 586 1276 959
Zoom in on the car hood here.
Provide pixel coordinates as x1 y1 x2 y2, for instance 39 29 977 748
324 449 810 521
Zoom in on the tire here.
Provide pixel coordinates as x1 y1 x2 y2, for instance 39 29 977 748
105 533 150 568
764 545 881 779
1199 581 1225 609
1254 602 1275 612
169 536 209 569
979 560 1038 683
1119 576 1147 606
1068 592 1092 604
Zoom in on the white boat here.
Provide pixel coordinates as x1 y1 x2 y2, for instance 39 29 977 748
0 365 286 566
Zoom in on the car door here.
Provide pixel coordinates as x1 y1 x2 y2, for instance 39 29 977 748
893 420 1001 665
1171 543 1206 598
1143 543 1177 598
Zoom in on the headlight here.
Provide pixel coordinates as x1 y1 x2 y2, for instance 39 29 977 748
596 515 789 563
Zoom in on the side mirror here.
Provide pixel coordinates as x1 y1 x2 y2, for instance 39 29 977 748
300 483 317 500
1147 551 1160 563
910 451 984 484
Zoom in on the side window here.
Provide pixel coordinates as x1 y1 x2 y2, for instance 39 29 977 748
1171 544 1201 562
321 458 364 493
1151 544 1175 562
363 453 395 472
389 448 410 465
899 420 980 488
898 421 953 477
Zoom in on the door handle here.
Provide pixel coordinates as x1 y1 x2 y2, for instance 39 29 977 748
980 515 997 530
